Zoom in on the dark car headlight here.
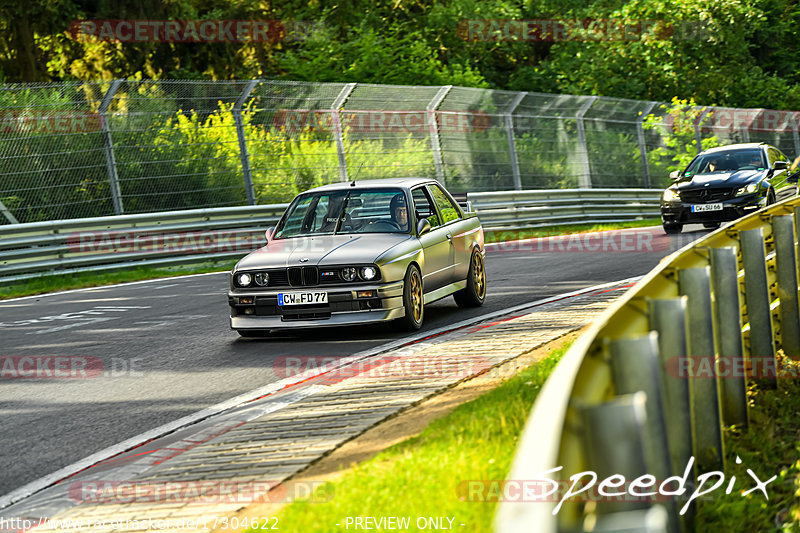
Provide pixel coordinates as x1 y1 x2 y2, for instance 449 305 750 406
736 183 758 196
662 189 679 202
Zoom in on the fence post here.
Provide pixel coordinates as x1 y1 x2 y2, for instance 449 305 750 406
637 102 657 188
576 96 597 188
99 79 124 215
0 198 18 224
694 108 710 155
330 83 357 182
505 92 526 190
792 119 800 158
427 85 453 184
234 80 259 205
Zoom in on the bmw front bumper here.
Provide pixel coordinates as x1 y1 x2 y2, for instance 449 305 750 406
228 280 405 330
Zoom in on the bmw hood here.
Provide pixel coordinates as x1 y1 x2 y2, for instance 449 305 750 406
676 169 765 190
235 233 414 270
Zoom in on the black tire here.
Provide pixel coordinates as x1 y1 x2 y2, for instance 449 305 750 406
663 223 683 234
237 329 270 338
703 222 720 229
395 265 424 331
454 250 487 308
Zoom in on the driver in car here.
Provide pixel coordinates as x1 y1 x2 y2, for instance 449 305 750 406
390 193 409 231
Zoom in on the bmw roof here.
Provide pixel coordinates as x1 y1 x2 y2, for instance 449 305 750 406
304 177 436 193
701 143 770 154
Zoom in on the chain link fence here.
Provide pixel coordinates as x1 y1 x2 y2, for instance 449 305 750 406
2 79 800 224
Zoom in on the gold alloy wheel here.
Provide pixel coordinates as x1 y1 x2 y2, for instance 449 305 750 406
473 253 486 299
410 269 423 322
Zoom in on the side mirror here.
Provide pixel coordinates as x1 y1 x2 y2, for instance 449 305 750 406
669 170 680 180
774 161 789 170
265 227 275 242
417 218 432 236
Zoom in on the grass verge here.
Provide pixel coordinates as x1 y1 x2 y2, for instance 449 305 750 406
253 341 571 533
1 219 660 301
696 353 800 530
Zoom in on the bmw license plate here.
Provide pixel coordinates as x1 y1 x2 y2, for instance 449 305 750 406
691 203 723 212
278 291 328 306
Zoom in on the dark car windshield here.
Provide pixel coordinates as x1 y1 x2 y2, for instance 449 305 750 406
273 188 411 239
684 149 766 176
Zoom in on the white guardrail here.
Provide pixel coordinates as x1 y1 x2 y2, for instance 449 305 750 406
0 189 661 284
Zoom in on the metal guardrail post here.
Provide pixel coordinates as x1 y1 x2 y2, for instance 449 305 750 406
0 198 19 224
739 227 778 387
609 334 672 482
637 102 657 188
427 85 452 184
505 92 526 190
792 120 800 159
233 80 259 205
99 79 124 215
331 83 357 182
580 392 650 516
710 247 748 428
678 267 725 473
576 96 597 188
773 214 800 358
694 108 710 155
647 298 692 480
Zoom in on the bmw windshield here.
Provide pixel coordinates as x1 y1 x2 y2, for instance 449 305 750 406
273 188 411 239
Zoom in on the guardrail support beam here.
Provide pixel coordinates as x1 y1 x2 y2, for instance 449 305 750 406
637 102 657 188
647 298 692 479
740 228 778 387
710 247 749 427
679 266 725 473
99 79 124 215
234 80 259 205
0 198 19 224
774 214 800 358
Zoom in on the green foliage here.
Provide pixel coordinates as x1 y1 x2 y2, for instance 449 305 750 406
643 97 723 186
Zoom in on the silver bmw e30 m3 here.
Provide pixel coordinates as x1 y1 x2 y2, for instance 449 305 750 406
228 178 486 336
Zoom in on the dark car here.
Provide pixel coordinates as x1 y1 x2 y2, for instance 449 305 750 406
660 143 798 234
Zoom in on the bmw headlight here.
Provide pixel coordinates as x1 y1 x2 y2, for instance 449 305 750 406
736 183 758 196
341 267 357 282
254 272 269 286
360 266 378 281
662 189 679 202
236 273 252 287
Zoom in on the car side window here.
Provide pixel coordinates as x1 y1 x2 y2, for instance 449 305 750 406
428 185 462 225
768 148 784 167
412 187 440 228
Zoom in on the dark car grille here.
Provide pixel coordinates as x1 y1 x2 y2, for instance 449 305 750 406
680 188 735 203
287 266 319 287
